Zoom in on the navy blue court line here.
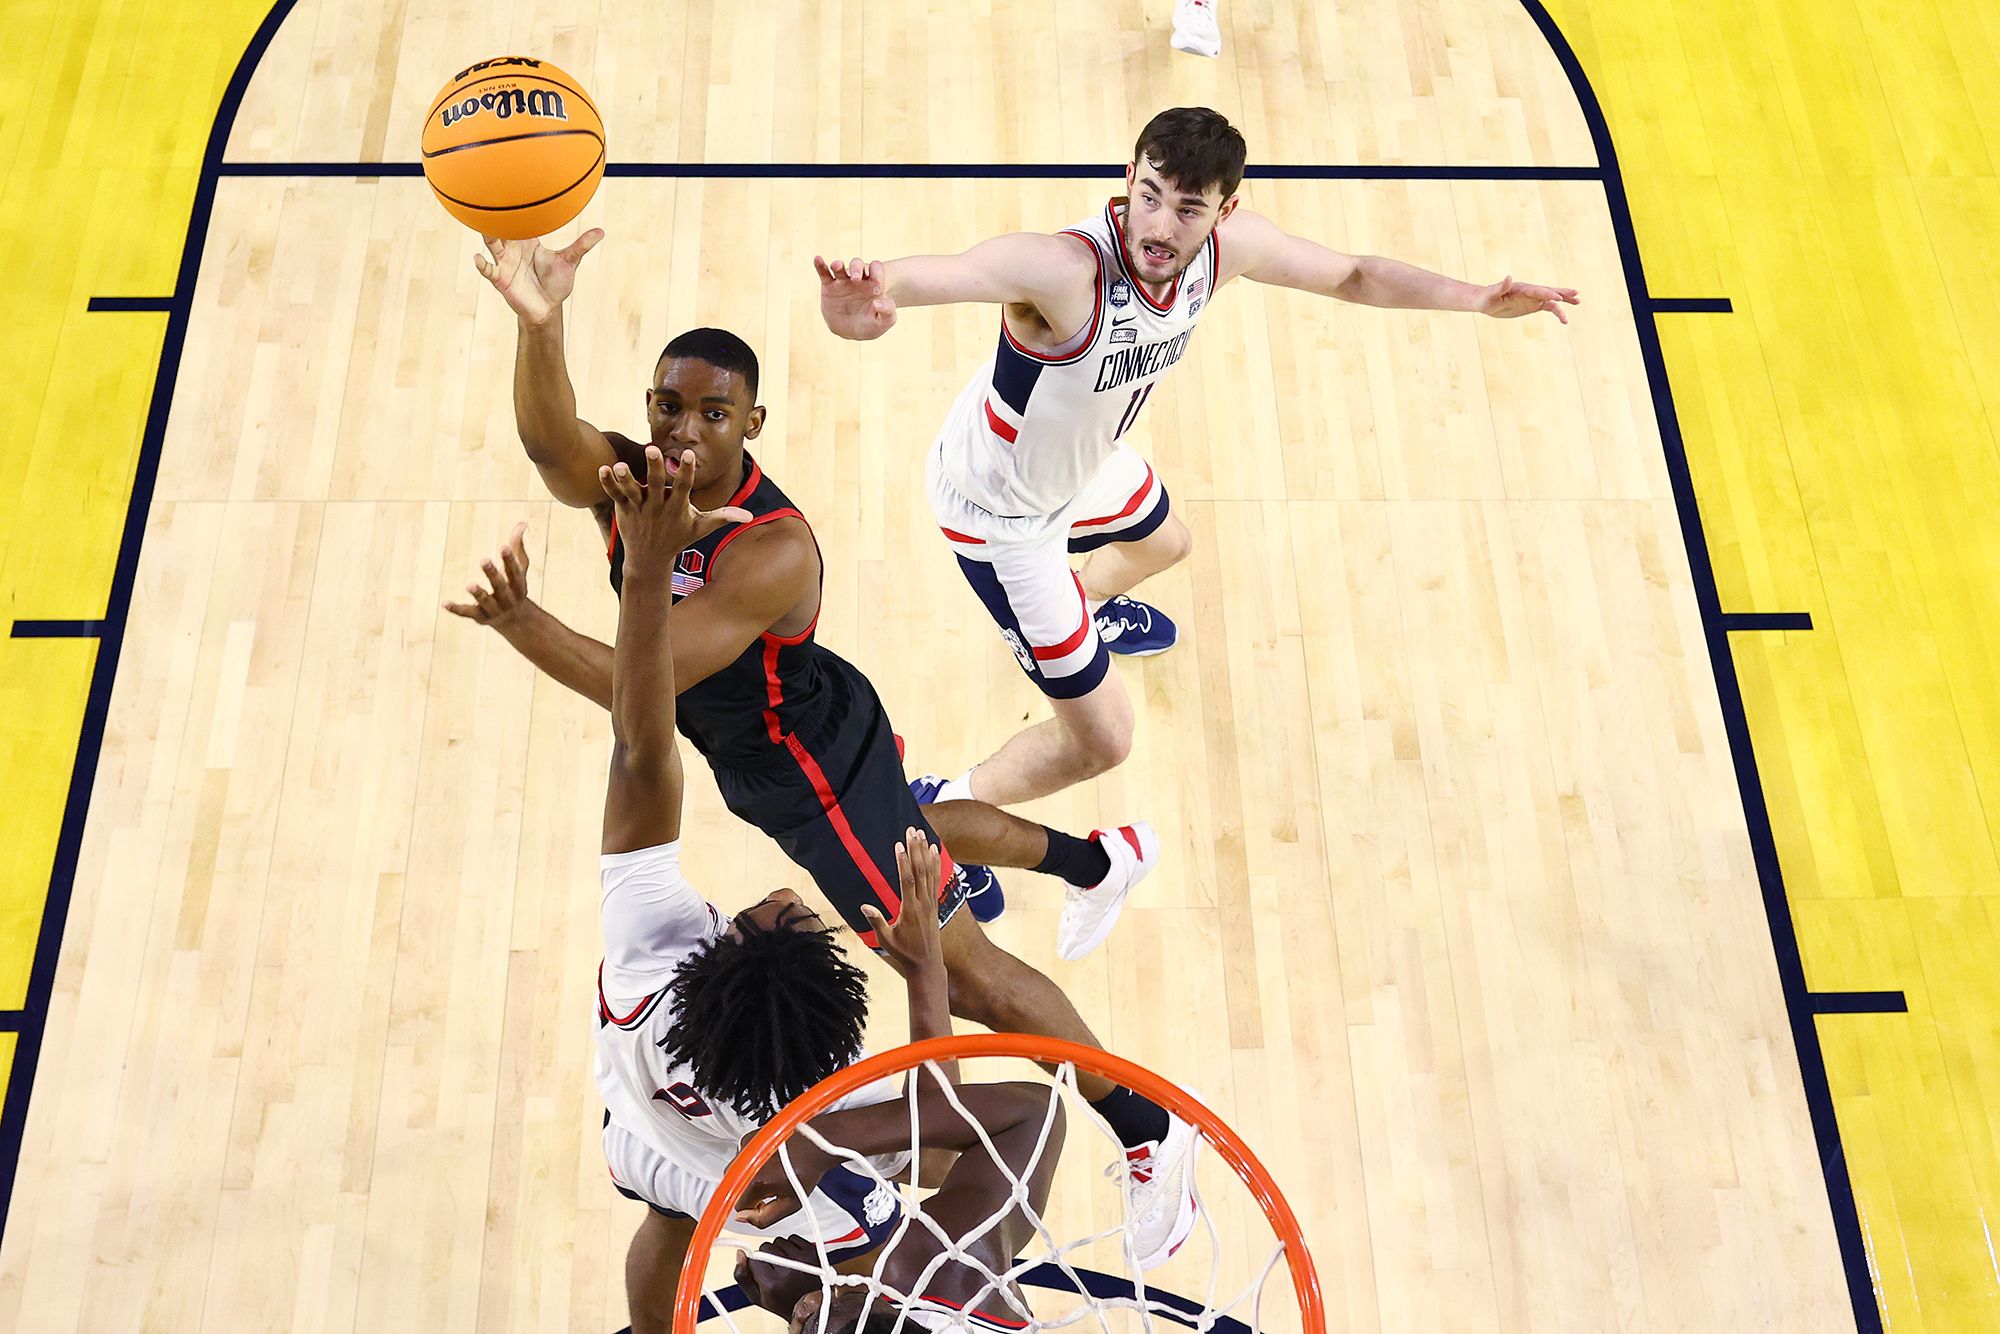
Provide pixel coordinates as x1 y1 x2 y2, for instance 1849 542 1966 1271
621 1266 1252 1334
1518 2 1880 1329
1810 992 1910 1015
0 0 304 1248
10 620 107 639
1723 611 1814 632
216 159 1603 181
1650 296 1734 313
86 296 175 312
0 1014 22 1033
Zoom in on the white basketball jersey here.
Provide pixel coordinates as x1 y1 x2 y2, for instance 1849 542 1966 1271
937 197 1221 518
594 843 898 1181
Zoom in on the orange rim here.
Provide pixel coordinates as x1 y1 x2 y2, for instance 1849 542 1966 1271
671 1032 1325 1334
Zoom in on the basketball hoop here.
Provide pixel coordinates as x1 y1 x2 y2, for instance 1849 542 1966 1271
672 1034 1325 1334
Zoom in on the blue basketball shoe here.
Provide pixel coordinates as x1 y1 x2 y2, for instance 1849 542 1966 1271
1092 595 1177 656
908 775 1006 923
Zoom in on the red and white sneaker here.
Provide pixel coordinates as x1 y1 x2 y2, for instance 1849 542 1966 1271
1055 823 1160 961
1120 1114 1203 1269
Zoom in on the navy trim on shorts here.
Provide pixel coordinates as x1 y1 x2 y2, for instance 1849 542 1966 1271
1067 485 1172 554
953 555 1110 700
613 1179 694 1221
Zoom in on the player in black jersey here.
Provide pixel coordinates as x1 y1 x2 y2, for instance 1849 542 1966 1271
459 232 1204 1269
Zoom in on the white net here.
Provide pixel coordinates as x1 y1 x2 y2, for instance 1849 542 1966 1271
688 1057 1302 1334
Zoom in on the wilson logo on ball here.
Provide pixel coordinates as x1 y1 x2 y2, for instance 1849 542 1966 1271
438 87 570 130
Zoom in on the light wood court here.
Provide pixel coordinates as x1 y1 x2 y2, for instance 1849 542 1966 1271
0 0 1864 1330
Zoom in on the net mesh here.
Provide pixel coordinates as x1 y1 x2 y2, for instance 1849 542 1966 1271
693 1058 1295 1334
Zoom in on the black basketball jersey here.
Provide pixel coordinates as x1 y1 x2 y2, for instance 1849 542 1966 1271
607 453 833 767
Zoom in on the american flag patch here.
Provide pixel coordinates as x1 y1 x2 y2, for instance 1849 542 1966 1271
1184 275 1208 302
671 570 705 597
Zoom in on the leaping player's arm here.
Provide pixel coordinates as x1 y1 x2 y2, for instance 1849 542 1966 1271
598 448 750 854
1218 207 1579 322
473 231 631 507
514 319 631 506
815 233 1098 343
446 519 817 712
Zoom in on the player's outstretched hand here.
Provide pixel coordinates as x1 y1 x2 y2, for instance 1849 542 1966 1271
597 446 753 583
861 828 946 981
443 521 534 627
1479 275 1580 324
473 229 604 327
732 1239 821 1319
814 255 898 340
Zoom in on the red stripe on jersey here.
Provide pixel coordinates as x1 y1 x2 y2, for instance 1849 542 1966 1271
762 612 819 648
927 1296 1032 1330
761 639 786 745
728 460 765 508
782 734 904 921
939 526 986 545
1030 578 1092 660
597 963 663 1026
1071 465 1157 528
826 1226 865 1247
983 398 1019 443
606 519 619 563
707 507 806 577
997 231 1103 366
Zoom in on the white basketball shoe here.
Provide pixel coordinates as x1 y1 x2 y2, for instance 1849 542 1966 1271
1121 1113 1204 1269
1055 823 1160 961
1171 0 1222 58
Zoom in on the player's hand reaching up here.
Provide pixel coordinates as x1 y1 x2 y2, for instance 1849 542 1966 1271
442 521 534 627
862 829 947 981
598 446 752 583
815 255 898 340
1479 275 1581 324
474 229 604 327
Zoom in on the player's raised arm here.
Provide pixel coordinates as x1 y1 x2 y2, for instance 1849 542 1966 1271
598 447 747 854
861 829 954 1050
814 232 1097 341
446 519 815 709
473 230 628 506
1221 206 1581 323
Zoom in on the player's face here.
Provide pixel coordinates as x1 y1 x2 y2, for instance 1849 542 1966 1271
1122 157 1236 285
645 357 767 489
730 887 823 939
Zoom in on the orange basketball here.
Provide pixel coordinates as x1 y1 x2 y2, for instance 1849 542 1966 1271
421 56 605 240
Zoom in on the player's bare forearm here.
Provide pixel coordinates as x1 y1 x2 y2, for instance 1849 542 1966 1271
1337 254 1486 312
904 966 954 1051
610 578 677 766
807 1083 1049 1162
514 319 582 451
494 599 614 710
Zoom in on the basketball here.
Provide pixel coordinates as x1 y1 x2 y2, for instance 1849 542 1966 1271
421 55 605 239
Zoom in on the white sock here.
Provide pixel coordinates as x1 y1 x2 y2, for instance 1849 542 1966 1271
938 769 978 804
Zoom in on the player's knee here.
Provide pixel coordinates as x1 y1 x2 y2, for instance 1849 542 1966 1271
1153 517 1194 569
1067 714 1134 775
